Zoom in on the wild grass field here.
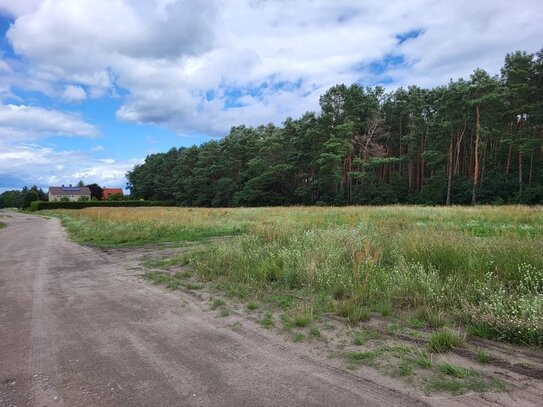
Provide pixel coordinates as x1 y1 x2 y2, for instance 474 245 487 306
49 206 543 347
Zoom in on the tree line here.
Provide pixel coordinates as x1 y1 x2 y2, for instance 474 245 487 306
90 50 543 205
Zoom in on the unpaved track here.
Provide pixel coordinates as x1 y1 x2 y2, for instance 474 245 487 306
1 211 432 407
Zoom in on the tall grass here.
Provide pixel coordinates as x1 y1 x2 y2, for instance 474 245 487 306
49 205 543 345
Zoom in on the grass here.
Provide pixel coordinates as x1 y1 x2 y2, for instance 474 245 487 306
247 301 259 310
210 298 226 310
411 350 432 369
347 351 377 366
292 332 305 342
144 255 190 268
415 306 447 328
425 372 506 395
49 206 543 347
438 363 477 378
287 303 314 327
428 330 465 353
260 312 275 329
336 300 371 325
309 326 321 337
475 349 489 364
352 329 381 345
219 307 230 317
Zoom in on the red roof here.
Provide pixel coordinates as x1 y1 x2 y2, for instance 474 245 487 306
102 188 123 199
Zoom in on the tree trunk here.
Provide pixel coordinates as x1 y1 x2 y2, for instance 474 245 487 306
454 123 466 176
471 105 481 205
506 144 512 176
518 150 523 193
446 135 453 205
529 149 534 187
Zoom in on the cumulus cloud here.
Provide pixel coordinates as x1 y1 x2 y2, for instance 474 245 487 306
0 0 42 17
0 142 140 190
61 85 87 102
0 103 99 141
3 0 543 137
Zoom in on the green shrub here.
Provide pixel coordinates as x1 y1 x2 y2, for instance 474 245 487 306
30 200 173 211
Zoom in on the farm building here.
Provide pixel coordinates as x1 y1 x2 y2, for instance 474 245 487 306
102 188 123 199
48 186 91 201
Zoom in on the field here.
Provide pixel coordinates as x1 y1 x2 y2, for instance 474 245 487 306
43 205 543 396
50 205 543 348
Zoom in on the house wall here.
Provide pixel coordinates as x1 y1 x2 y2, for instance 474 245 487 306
48 193 91 202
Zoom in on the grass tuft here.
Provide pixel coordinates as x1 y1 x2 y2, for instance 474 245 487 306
210 298 226 310
416 306 447 328
336 300 370 325
247 301 259 310
428 330 465 353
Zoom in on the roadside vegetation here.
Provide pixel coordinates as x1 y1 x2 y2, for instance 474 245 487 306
48 205 543 349
44 205 543 395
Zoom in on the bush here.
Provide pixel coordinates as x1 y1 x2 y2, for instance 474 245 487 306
30 200 173 211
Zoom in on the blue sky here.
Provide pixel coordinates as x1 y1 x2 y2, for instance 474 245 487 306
0 0 542 192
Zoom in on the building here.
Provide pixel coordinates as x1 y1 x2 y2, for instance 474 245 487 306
48 186 92 201
102 188 124 200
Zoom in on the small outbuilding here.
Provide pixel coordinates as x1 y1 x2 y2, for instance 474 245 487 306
102 188 124 200
48 186 91 201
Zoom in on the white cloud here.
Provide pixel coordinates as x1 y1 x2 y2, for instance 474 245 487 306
0 142 140 190
3 0 543 136
0 0 42 17
0 103 99 141
61 85 87 102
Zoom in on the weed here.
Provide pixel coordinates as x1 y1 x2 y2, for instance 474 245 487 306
347 351 377 366
292 332 305 342
390 345 412 357
210 298 225 310
373 301 393 317
260 312 275 329
475 349 489 364
145 255 190 269
426 377 463 394
336 300 370 325
287 303 314 328
219 307 230 317
309 326 321 337
428 330 465 353
247 301 259 310
396 361 413 377
439 363 477 378
409 318 425 329
412 350 432 369
416 306 446 328
352 329 380 345
185 282 203 290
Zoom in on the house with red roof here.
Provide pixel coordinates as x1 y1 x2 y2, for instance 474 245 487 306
102 188 124 200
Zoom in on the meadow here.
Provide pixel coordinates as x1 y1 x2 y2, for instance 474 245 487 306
49 206 543 347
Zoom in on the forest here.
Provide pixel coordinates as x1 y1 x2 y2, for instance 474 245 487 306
126 49 541 206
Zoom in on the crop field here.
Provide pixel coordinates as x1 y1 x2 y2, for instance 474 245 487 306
50 205 543 348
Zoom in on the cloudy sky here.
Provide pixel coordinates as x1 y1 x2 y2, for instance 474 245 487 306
0 0 541 192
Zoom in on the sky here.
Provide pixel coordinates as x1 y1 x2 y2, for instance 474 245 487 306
0 0 542 193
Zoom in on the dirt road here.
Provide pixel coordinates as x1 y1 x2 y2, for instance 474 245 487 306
0 211 427 406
